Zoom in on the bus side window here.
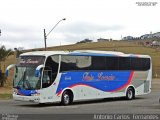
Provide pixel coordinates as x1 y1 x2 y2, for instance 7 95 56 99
42 56 59 88
42 70 52 88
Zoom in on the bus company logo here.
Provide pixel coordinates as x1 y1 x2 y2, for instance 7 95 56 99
98 72 115 81
83 72 94 81
82 72 116 81
65 76 72 80
20 59 39 64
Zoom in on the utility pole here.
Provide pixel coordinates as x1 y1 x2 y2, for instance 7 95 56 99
44 29 47 51
44 18 66 51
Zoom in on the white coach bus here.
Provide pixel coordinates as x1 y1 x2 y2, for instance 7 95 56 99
6 50 152 105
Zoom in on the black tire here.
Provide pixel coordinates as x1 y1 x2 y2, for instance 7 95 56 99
126 88 135 100
61 91 71 105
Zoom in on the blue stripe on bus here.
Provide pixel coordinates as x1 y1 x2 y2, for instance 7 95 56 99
56 71 133 95
16 89 37 96
69 53 141 58
69 53 116 57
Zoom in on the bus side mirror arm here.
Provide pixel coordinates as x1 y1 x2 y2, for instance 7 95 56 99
35 64 44 77
5 64 16 77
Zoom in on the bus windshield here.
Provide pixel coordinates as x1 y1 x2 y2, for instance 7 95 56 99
13 67 41 90
13 56 45 90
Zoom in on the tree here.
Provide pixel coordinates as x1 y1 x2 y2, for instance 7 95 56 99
0 45 12 61
0 45 13 87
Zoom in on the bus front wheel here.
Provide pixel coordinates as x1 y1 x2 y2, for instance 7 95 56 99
61 91 72 105
126 87 135 100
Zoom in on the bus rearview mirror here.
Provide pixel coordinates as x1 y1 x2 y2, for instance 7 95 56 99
5 64 16 77
35 64 44 77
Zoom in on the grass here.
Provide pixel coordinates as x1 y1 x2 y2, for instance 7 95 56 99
0 85 12 99
0 93 12 99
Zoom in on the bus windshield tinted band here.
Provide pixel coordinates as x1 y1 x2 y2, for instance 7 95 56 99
17 56 45 67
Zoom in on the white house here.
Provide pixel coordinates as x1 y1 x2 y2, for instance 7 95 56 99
153 32 160 38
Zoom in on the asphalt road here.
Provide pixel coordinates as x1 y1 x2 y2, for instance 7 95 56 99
0 80 160 120
0 91 160 114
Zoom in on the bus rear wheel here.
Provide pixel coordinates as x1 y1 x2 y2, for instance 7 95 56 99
126 87 135 100
61 91 72 105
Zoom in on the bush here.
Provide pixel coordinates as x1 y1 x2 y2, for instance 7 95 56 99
0 70 6 87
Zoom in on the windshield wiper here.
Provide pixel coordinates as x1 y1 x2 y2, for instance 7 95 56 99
23 79 33 90
17 69 32 90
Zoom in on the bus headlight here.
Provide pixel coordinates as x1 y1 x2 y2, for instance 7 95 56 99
13 88 18 95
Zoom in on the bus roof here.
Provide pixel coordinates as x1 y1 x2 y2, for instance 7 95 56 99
20 50 151 58
20 51 69 57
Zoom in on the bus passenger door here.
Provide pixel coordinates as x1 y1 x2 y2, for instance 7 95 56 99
42 69 52 88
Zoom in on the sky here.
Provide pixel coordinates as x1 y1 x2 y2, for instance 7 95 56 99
0 0 160 50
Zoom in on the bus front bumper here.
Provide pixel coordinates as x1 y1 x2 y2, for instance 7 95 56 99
13 94 40 103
